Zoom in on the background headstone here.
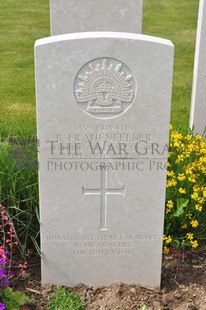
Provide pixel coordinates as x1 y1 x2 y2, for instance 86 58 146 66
50 0 143 35
190 0 206 134
35 32 174 289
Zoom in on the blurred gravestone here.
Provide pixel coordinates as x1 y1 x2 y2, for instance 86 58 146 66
190 0 206 134
9 138 38 171
50 0 143 35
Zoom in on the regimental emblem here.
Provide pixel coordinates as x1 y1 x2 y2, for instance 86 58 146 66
74 58 136 119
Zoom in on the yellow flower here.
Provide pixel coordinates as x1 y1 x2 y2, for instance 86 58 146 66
167 152 172 158
166 200 174 210
181 223 187 229
163 235 172 244
172 132 183 141
190 220 199 228
184 134 191 142
185 151 190 158
175 154 185 164
200 148 206 155
186 233 194 240
195 204 203 212
166 179 177 188
202 188 206 198
188 174 196 183
167 170 175 177
177 174 186 181
163 246 169 255
198 197 205 204
165 236 172 244
179 188 186 194
186 167 194 175
186 213 192 219
190 240 198 249
201 167 206 174
194 134 202 142
193 185 200 193
191 192 199 201
188 142 199 152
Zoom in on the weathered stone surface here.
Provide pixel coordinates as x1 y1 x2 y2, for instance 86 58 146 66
35 32 174 289
50 0 143 35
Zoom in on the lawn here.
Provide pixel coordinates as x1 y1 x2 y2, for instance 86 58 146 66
0 0 199 136
0 0 49 137
143 0 199 131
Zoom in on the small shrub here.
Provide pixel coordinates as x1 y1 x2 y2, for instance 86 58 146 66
1 287 31 310
48 287 85 310
0 205 31 309
164 126 206 253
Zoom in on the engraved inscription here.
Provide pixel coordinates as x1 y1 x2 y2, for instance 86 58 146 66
45 233 161 256
74 58 136 119
82 169 125 230
46 234 160 243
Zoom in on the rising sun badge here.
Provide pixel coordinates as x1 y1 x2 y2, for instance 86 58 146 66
74 58 136 119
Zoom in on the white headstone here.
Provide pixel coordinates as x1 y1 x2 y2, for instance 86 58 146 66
35 32 174 289
190 0 206 134
50 0 143 35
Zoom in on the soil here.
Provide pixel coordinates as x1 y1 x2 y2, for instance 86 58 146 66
17 249 206 310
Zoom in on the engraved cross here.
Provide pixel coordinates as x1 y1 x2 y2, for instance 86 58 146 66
82 169 125 230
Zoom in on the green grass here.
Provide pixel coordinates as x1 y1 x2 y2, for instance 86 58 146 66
0 0 49 137
143 0 199 131
0 137 39 255
0 0 200 136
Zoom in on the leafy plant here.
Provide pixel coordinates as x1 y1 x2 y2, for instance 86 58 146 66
0 137 39 256
1 287 31 310
0 205 32 309
48 287 85 310
164 126 206 253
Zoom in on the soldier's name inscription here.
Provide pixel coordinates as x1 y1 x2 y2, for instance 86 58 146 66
46 133 168 158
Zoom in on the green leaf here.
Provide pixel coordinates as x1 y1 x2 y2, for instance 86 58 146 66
171 238 180 249
173 198 189 218
48 287 85 310
3 287 32 310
